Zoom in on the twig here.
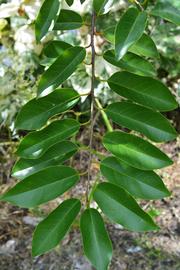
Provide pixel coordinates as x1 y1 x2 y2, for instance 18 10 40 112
95 98 113 132
86 10 96 206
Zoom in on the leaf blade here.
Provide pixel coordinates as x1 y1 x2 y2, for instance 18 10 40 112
108 71 178 112
12 141 78 180
38 46 86 97
1 166 79 208
115 7 147 60
101 156 170 199
106 101 177 142
35 0 61 42
15 89 79 130
94 182 159 232
16 119 80 159
32 199 81 256
151 1 180 26
80 208 112 270
54 9 83 30
104 50 156 77
103 131 173 170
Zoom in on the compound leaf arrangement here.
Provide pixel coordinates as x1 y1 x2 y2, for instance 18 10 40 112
1 0 179 269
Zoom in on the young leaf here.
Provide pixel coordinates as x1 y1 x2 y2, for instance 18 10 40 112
106 101 177 142
108 71 178 112
32 199 81 256
80 208 112 270
12 141 78 180
103 131 173 170
115 7 147 60
93 0 113 16
1 166 79 208
94 182 159 232
35 0 61 42
129 34 159 58
43 41 72 58
151 1 180 26
15 89 79 130
54 9 83 30
103 50 156 77
38 46 86 97
101 156 170 199
16 119 80 159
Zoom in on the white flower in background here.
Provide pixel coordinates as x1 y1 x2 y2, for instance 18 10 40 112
0 2 19 18
22 0 42 21
14 25 42 54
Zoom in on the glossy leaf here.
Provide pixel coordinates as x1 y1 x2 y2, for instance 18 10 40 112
103 131 173 170
16 119 80 159
80 208 112 270
93 0 113 16
151 1 180 26
106 101 177 142
12 141 78 180
15 89 79 130
115 7 147 60
32 199 81 256
103 50 156 77
38 46 86 97
66 0 74 6
35 0 61 42
94 182 158 231
43 41 72 58
103 27 159 58
129 34 159 58
54 9 83 30
1 166 79 208
101 156 170 199
108 71 178 112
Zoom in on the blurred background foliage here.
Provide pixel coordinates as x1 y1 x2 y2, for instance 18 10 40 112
0 0 179 135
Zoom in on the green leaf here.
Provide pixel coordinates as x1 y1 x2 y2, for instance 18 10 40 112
108 71 178 112
103 26 159 59
54 9 83 30
93 182 159 232
38 46 86 97
65 0 74 6
93 0 113 16
104 50 156 77
100 156 170 199
129 34 159 58
35 0 61 42
151 1 180 26
1 166 79 208
115 7 147 60
16 119 80 159
103 26 115 43
103 131 173 170
106 101 177 142
32 199 81 256
80 208 112 270
15 88 79 130
43 41 72 58
12 141 78 180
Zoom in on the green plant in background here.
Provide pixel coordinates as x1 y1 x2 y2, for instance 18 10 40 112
1 0 180 269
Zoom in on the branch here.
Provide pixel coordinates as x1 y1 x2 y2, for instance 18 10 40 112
86 10 96 206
